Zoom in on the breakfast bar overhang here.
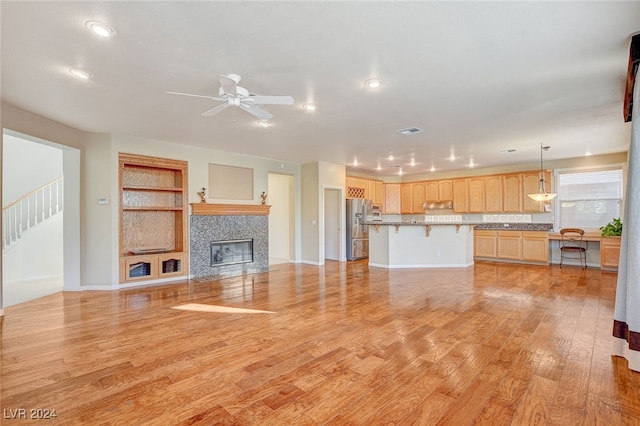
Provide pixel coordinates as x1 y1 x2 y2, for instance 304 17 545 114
367 222 475 268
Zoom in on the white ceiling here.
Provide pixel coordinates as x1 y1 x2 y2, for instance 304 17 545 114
2 1 638 177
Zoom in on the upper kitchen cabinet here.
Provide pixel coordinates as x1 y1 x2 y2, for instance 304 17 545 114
384 183 401 214
522 170 552 212
411 182 426 213
452 178 469 213
468 177 485 212
346 176 366 199
400 183 413 214
438 180 453 201
502 173 522 212
425 181 439 201
484 175 503 212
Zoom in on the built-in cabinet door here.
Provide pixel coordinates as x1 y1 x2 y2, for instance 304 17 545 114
453 178 469 213
484 175 503 212
522 171 552 212
425 181 439 201
474 230 497 258
503 174 522 212
375 181 384 205
438 180 453 201
497 231 522 260
400 184 413 214
521 232 548 262
468 177 485 212
411 182 426 213
601 237 621 271
384 183 401 214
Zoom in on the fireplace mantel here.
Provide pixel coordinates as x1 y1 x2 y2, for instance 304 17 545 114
190 203 271 216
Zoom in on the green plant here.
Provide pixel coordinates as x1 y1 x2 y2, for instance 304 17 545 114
600 217 623 237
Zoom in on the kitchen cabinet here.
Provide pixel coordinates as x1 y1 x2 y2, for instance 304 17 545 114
425 181 439 201
438 180 453 201
346 176 366 199
401 183 413 214
468 177 485 212
521 231 549 262
411 182 426 213
453 178 469 213
384 183 401 214
600 237 621 272
474 230 549 264
497 231 522 260
522 170 552 212
484 175 503 212
474 230 497 258
503 173 522 212
119 153 188 283
375 181 384 205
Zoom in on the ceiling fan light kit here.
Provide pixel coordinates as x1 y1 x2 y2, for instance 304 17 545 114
167 74 294 120
527 144 557 201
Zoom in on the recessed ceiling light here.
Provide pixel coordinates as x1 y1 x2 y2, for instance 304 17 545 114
257 120 270 127
365 78 384 89
69 68 93 80
353 158 359 166
585 151 592 156
448 154 456 161
388 155 394 161
409 158 416 166
430 166 436 172
499 149 517 153
85 20 117 38
376 164 382 171
468 159 476 168
302 103 316 111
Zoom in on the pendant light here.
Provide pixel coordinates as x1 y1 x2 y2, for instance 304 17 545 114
527 144 557 201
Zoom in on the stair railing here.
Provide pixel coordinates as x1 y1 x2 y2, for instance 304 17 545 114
3 177 63 250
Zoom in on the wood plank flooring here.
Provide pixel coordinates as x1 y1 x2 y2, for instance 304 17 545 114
2 261 640 425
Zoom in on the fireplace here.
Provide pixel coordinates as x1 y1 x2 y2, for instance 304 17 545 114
190 203 270 279
211 239 253 266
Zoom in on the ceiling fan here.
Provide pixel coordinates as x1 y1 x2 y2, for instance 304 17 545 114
167 74 294 120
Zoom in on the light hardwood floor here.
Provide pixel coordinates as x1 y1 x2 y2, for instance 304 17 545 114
1 261 639 425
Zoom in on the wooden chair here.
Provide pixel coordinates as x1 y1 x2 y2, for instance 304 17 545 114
559 228 587 268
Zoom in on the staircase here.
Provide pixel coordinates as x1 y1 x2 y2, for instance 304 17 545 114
3 178 63 250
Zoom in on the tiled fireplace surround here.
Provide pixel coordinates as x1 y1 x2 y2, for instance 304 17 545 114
189 204 270 279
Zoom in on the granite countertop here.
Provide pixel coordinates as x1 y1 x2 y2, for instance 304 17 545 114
364 221 553 231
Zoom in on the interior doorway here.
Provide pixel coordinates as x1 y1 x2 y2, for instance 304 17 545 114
2 132 64 306
323 187 342 261
268 173 295 265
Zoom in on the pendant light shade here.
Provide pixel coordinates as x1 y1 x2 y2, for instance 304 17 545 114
527 144 557 201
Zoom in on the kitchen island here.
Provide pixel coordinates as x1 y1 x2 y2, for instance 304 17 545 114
367 222 476 268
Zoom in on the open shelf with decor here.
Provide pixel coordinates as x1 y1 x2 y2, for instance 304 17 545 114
119 153 188 283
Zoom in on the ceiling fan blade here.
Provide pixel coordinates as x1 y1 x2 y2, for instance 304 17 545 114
202 104 230 116
219 75 237 97
166 91 224 101
240 103 273 120
249 95 294 105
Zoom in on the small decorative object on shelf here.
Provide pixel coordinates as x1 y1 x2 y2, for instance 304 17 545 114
197 187 207 203
261 191 267 205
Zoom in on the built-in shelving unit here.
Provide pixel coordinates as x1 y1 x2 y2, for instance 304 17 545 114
119 153 188 283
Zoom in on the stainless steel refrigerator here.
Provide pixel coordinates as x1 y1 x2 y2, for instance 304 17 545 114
346 198 371 260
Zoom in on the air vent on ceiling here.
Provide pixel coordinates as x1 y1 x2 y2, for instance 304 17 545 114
396 127 424 135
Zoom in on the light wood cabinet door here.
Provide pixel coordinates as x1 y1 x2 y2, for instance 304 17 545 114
438 180 453 201
384 183 401 214
346 176 367 199
425 181 439 201
497 231 522 260
453 178 469 213
366 180 376 201
468 177 485 212
601 237 621 271
522 171 552 212
411 182 426 213
484 175 503 212
521 231 549 262
474 230 497 258
375 181 384 205
400 184 413 214
503 173 522 212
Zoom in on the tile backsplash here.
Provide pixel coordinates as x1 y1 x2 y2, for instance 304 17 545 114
482 214 532 223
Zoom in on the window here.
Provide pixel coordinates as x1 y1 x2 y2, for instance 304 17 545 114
556 166 623 231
